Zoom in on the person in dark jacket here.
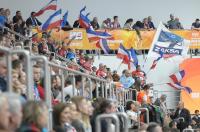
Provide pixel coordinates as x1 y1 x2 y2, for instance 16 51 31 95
26 12 42 28
170 101 191 132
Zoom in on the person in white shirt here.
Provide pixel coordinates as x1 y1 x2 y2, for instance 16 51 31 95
126 101 139 128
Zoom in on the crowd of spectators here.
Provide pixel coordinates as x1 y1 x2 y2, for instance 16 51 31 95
0 7 200 132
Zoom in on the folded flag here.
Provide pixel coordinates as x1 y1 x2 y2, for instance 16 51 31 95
167 82 192 94
42 9 62 31
169 70 185 84
34 0 57 17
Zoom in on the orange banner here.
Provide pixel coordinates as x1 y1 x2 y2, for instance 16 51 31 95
32 29 200 50
180 58 200 114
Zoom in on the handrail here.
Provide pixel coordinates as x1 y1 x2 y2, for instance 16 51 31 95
116 113 128 132
139 108 149 124
95 113 120 132
48 62 107 82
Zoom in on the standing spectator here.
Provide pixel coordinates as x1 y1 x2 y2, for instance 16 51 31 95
26 12 42 27
4 93 22 132
120 70 135 89
112 70 120 82
14 18 25 40
133 21 144 30
175 17 184 29
4 9 13 29
170 101 191 131
0 57 7 92
66 48 76 61
91 17 100 30
137 84 150 104
111 16 121 29
132 65 146 86
167 14 179 29
142 18 151 30
101 18 112 29
191 18 200 30
148 16 155 29
13 10 24 24
18 101 48 132
123 18 134 30
51 75 61 99
0 94 10 131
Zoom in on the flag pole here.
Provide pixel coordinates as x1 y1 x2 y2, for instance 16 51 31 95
117 60 123 72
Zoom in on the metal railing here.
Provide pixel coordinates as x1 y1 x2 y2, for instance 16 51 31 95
95 113 120 132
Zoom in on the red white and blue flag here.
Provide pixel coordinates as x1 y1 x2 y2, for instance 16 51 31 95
167 82 192 94
96 39 111 54
150 50 163 70
169 70 185 83
117 44 138 70
42 9 62 31
34 0 57 17
79 6 111 40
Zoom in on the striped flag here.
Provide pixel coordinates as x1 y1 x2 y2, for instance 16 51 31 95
42 9 62 31
169 70 185 83
34 0 57 17
150 50 163 70
167 83 192 94
96 39 110 54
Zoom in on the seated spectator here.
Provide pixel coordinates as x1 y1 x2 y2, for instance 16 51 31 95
192 110 200 126
53 103 76 132
112 70 120 82
66 48 76 61
82 56 93 72
12 59 23 73
101 18 112 29
26 12 42 28
51 75 61 99
126 101 139 128
148 16 155 29
38 34 50 55
147 122 163 132
4 93 22 132
12 70 26 94
96 63 107 78
123 18 134 30
0 94 10 131
91 17 100 30
191 18 200 30
167 14 179 29
56 75 82 101
71 96 93 132
13 10 24 24
111 16 121 29
132 65 146 86
175 17 184 29
120 70 135 89
18 101 48 132
170 101 191 131
33 64 45 100
0 57 7 92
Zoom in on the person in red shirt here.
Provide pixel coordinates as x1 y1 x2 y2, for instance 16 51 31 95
96 63 107 78
132 65 146 86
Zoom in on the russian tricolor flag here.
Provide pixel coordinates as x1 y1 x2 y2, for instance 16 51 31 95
42 9 62 31
167 82 192 94
169 70 185 83
34 0 57 17
150 50 163 70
